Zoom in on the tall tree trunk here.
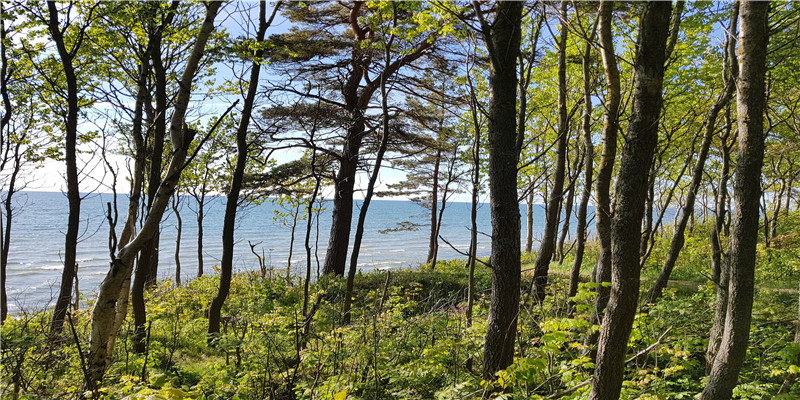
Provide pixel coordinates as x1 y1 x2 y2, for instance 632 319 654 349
701 2 769 398
48 1 82 338
646 16 737 304
476 0 523 381
132 16 172 351
172 193 182 287
427 148 440 266
1 141 21 323
558 151 580 264
208 0 277 339
88 2 220 383
0 9 16 323
525 190 534 254
466 51 482 329
588 1 621 339
531 1 568 303
588 3 671 399
711 105 734 286
568 25 596 301
343 26 397 323
195 190 206 277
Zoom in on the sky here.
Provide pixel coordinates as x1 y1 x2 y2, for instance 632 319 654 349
20 2 482 203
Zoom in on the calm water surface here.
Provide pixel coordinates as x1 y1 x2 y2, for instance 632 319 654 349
6 191 560 312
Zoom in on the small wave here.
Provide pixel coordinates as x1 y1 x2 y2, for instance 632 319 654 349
386 249 405 253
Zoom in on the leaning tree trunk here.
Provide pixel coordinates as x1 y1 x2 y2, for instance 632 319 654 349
568 26 596 301
87 2 221 384
172 193 182 287
531 1 568 303
208 0 277 340
701 2 769 398
586 1 621 352
646 17 737 304
343 63 392 325
478 0 523 381
588 3 671 400
48 1 82 338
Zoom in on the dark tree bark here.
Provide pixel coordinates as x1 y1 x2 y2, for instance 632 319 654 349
88 2 221 383
531 1 568 303
321 2 433 276
172 193 182 287
701 2 770 398
568 24 596 301
0 9 21 323
426 148 440 266
47 1 85 338
588 3 671 399
208 0 279 340
646 11 737 304
131 8 173 353
525 190 534 254
474 0 523 381
586 0 621 349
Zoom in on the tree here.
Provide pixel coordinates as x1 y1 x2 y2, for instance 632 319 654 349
588 2 672 399
87 1 222 384
38 0 98 338
701 2 770 398
470 0 523 381
531 1 569 303
646 3 738 305
265 1 439 276
208 0 281 340
587 1 621 339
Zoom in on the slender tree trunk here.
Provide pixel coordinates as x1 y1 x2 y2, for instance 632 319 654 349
558 152 580 264
287 204 299 280
1 142 21 323
702 3 769 398
427 149 440 266
568 26 596 301
711 106 733 285
588 3 671 399
48 1 82 338
196 190 205 277
525 190 534 254
531 1 568 303
477 0 523 381
343 42 393 324
466 51 482 329
88 2 220 383
172 193 182 287
646 20 737 303
208 0 277 340
770 178 785 238
0 11 17 323
131 17 173 351
588 1 621 340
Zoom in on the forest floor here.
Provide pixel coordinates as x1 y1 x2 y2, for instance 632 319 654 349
2 235 799 399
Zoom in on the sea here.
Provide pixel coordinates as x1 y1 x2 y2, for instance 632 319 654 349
5 191 560 313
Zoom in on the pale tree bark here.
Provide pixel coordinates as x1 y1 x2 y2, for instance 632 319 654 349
208 0 279 340
531 1 568 303
474 0 523 380
646 8 738 304
588 3 671 399
701 2 770 398
568 20 596 301
87 2 221 384
586 0 620 350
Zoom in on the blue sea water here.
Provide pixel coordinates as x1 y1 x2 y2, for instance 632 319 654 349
5 191 561 312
